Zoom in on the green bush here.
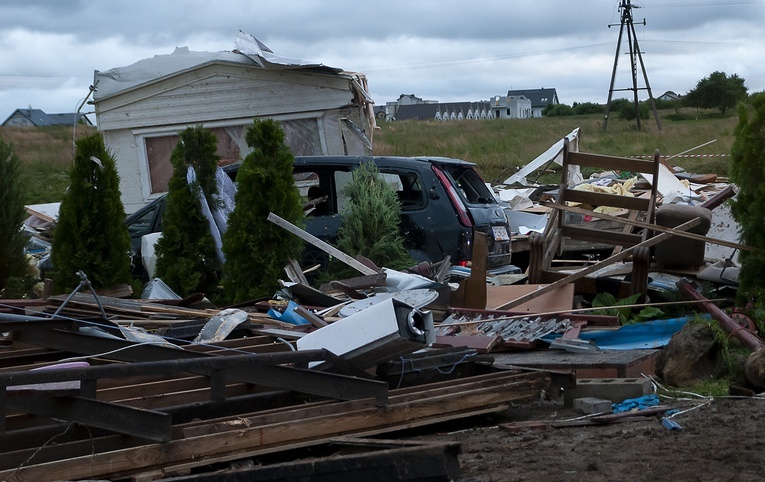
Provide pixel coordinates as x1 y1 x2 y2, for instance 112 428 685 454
154 126 222 298
222 119 304 302
51 133 132 292
730 93 765 304
618 101 651 122
573 102 604 115
0 138 32 297
543 104 575 117
333 162 413 273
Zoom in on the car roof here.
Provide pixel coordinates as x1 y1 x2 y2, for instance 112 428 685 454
292 155 476 168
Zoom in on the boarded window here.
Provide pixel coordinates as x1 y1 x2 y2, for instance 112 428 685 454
280 118 322 156
144 126 244 194
143 120 319 195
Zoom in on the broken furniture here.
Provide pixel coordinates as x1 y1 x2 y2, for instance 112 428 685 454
529 138 661 300
654 204 712 270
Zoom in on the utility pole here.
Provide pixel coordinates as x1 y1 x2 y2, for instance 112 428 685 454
603 0 662 132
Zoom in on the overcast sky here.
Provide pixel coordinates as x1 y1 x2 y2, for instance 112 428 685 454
1 0 764 123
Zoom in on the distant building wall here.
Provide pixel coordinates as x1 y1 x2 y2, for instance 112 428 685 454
3 112 36 126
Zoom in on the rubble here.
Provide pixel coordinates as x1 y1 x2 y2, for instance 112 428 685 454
5 128 764 480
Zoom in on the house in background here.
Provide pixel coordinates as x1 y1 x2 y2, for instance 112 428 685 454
658 91 681 102
92 31 375 214
383 94 438 121
505 88 559 117
490 95 532 119
384 88 554 122
395 101 492 121
2 108 92 127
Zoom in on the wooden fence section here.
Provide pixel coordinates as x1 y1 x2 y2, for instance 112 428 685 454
0 298 550 481
0 369 548 481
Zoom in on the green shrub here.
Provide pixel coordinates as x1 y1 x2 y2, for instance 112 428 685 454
543 104 575 117
0 138 32 297
222 119 304 302
730 93 765 304
51 133 132 292
154 126 221 298
333 162 413 273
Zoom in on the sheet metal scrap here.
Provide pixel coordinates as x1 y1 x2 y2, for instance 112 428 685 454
480 316 571 342
438 312 571 343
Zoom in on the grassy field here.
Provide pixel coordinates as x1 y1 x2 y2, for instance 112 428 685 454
2 108 738 205
373 109 739 184
1 124 97 205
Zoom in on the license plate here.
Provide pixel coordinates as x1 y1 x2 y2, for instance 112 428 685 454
492 226 510 241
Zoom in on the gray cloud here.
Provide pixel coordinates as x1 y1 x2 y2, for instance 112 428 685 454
1 0 763 121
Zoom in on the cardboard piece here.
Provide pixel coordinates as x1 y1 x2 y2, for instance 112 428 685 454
485 283 574 313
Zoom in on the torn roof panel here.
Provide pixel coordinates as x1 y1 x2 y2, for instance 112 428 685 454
234 30 342 74
94 31 346 101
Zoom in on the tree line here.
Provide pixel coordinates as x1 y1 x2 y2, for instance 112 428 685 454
543 71 752 119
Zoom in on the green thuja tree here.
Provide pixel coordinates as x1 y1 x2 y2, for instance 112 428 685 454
334 162 413 272
730 93 765 304
154 126 221 298
0 138 31 297
222 119 304 303
51 133 132 292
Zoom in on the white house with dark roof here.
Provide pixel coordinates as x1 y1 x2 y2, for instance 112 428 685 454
2 108 92 127
506 88 559 117
490 95 532 119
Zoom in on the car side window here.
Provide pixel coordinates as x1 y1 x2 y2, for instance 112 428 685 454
295 171 335 217
382 170 426 211
127 204 160 238
442 165 494 204
333 169 426 214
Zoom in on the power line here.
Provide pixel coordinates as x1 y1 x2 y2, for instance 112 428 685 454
357 43 611 73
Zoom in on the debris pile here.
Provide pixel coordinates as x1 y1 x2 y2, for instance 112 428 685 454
4 128 764 480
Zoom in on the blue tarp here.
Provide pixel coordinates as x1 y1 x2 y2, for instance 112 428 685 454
543 314 711 350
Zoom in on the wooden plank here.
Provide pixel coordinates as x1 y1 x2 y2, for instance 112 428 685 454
202 437 460 481
0 372 547 480
267 212 377 275
450 232 488 309
433 335 501 353
496 217 701 311
566 152 657 173
563 189 651 212
560 225 644 247
284 258 309 285
182 371 540 435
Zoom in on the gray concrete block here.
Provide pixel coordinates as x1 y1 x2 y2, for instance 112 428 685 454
573 397 613 414
571 377 653 404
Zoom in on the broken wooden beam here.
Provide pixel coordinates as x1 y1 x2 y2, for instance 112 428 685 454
267 212 378 275
0 370 548 481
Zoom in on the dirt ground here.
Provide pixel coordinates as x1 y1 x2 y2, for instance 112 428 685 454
414 395 765 481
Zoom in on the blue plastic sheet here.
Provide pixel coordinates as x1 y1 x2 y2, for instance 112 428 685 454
612 394 660 413
267 300 310 326
543 314 711 350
